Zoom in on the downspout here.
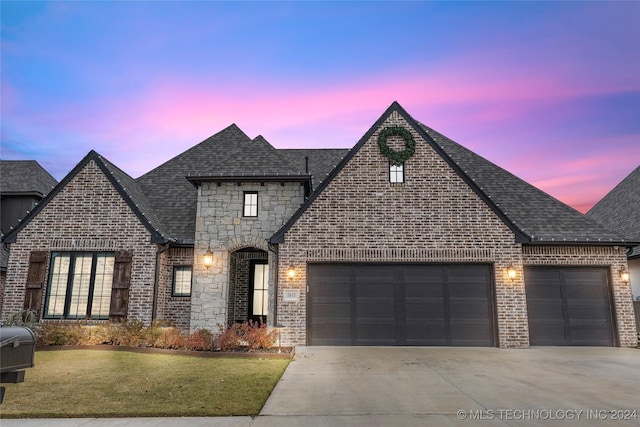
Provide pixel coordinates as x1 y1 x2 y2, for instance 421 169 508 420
268 242 279 328
152 242 171 321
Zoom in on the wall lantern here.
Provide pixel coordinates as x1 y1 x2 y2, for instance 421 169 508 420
620 268 630 284
506 264 517 280
286 265 296 279
203 247 214 269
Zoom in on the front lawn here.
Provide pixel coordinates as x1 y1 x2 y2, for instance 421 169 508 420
1 349 289 418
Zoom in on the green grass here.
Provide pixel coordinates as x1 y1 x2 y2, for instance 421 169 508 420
1 349 289 418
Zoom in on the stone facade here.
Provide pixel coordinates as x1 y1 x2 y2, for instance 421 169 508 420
191 181 306 331
277 111 528 347
0 161 157 324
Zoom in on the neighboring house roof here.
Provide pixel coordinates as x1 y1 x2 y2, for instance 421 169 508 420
2 151 170 244
271 101 629 245
586 166 640 258
0 160 57 197
137 124 254 244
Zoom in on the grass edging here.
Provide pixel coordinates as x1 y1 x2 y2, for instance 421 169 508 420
36 344 295 359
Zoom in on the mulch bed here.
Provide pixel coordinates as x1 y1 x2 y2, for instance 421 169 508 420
36 344 295 359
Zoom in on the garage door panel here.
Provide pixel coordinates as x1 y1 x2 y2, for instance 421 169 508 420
525 267 614 346
308 263 495 346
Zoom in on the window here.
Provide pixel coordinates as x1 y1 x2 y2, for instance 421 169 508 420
250 262 269 321
44 252 114 319
172 266 192 297
390 162 404 183
243 191 258 217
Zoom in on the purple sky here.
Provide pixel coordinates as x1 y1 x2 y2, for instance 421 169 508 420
2 1 639 213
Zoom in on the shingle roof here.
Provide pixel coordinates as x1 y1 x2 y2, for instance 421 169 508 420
0 160 57 196
136 124 253 244
2 151 169 244
279 149 349 190
271 101 629 245
205 135 300 176
586 166 640 257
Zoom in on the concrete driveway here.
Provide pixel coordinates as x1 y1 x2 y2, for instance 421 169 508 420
257 346 640 426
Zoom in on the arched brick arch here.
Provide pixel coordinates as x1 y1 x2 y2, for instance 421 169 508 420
226 236 269 252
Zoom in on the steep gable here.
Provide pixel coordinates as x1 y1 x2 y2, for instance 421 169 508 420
136 124 252 244
271 102 627 245
3 151 168 244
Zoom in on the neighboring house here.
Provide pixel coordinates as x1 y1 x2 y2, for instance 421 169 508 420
0 160 57 315
1 102 637 348
587 167 640 300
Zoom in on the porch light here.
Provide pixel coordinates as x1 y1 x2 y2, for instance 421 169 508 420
203 247 214 269
507 264 517 280
286 265 296 279
620 268 630 284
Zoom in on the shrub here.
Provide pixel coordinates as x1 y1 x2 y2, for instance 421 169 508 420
217 323 244 351
241 320 278 350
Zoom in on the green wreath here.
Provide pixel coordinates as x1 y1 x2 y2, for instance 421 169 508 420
377 126 416 165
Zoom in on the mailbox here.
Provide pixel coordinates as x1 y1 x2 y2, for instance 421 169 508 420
1 327 36 404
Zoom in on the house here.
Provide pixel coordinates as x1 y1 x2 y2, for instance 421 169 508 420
0 160 57 314
1 102 637 348
586 167 640 300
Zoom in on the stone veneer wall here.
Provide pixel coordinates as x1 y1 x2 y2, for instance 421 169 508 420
277 111 527 348
522 245 637 347
0 160 157 324
156 246 193 330
191 181 306 331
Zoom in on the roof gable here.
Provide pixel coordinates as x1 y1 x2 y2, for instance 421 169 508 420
2 151 169 244
136 124 253 244
271 101 628 245
0 160 57 196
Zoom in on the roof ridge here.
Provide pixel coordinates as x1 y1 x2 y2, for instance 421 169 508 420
137 123 251 179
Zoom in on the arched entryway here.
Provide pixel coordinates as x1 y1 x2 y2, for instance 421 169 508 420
227 247 269 324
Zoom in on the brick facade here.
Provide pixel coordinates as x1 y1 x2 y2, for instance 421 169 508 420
522 245 637 347
277 111 528 347
0 161 157 325
156 246 193 330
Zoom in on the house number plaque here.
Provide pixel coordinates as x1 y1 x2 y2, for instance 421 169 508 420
282 289 300 302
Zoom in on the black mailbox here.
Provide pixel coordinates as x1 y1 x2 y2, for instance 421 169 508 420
1 326 36 404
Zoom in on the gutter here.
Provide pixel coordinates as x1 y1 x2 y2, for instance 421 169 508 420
268 242 279 328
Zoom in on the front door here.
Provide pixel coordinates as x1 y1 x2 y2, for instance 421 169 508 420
249 261 269 323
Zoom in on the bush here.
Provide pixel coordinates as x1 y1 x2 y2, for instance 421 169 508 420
241 320 278 350
10 311 282 352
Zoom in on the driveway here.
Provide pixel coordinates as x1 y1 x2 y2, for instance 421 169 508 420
257 346 640 426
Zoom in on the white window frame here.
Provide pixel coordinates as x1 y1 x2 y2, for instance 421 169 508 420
390 162 404 183
243 191 258 217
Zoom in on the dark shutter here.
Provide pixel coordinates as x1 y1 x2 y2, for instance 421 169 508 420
109 251 132 322
23 251 48 314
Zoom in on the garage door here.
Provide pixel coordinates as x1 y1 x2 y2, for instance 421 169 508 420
524 267 615 346
307 264 495 346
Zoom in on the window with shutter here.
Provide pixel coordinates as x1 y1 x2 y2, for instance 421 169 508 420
23 251 48 315
43 252 115 320
109 251 132 322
